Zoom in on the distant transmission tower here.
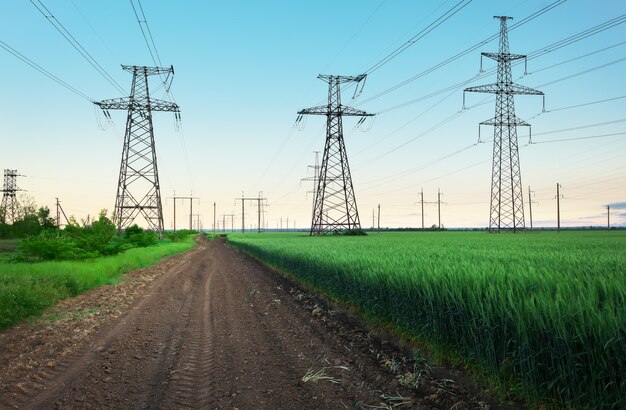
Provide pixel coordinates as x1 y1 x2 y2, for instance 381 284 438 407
464 16 544 233
0 169 23 224
298 74 374 235
301 151 321 217
96 65 180 235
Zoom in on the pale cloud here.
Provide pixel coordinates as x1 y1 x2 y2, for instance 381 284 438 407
608 202 626 209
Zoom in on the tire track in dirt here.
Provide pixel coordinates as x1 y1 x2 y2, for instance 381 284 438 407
159 256 216 409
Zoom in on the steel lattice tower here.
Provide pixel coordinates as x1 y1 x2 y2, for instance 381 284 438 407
464 16 544 233
0 169 23 224
298 74 374 235
96 65 180 235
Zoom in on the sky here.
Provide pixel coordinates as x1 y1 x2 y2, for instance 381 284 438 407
1 0 625 230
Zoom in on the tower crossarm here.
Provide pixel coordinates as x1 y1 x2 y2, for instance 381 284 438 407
298 105 374 117
122 64 174 76
318 74 366 84
464 82 544 96
481 52 526 62
480 115 530 127
95 97 180 112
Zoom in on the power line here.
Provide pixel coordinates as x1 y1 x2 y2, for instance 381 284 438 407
358 55 626 169
365 0 474 74
29 0 125 94
528 40 626 75
533 118 626 137
531 131 626 145
130 0 161 68
374 15 626 114
536 56 626 89
323 0 388 72
357 0 568 105
547 95 626 113
0 40 93 101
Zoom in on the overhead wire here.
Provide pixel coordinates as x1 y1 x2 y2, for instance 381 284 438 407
356 0 569 106
531 132 626 145
532 118 626 137
0 40 93 101
545 95 626 113
128 0 192 192
372 14 626 114
364 0 474 74
352 29 626 168
29 0 125 95
527 40 626 75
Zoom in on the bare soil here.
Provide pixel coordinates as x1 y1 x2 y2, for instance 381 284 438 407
0 237 524 409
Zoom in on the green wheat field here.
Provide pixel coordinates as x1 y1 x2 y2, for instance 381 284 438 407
229 230 626 408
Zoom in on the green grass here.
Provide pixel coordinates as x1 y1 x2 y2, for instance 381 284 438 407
0 236 195 329
228 231 626 408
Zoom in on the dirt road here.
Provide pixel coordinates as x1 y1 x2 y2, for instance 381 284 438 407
0 238 519 409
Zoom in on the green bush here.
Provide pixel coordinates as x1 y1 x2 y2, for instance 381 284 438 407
19 230 96 260
163 229 197 242
124 224 157 247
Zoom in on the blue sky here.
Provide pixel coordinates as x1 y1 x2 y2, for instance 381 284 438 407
1 0 625 230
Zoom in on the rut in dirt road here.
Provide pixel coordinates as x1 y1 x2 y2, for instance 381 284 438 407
1 237 518 409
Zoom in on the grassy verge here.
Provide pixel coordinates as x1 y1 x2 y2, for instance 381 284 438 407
0 236 195 329
228 231 626 408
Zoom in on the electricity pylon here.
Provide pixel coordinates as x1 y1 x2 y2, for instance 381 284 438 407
0 169 23 224
301 151 320 219
95 65 180 235
298 74 374 235
464 16 544 233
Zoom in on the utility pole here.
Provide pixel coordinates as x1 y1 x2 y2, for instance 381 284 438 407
437 189 443 230
95 65 180 236
377 203 380 233
556 183 563 233
55 198 69 228
607 205 610 230
527 186 538 230
298 74 374 235
191 214 200 231
0 169 24 224
372 208 375 231
236 193 267 233
413 189 438 230
169 195 198 231
213 202 216 235
420 189 424 230
223 214 235 232
464 17 544 233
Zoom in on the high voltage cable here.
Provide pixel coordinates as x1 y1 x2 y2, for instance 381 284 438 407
29 0 125 95
362 130 624 198
357 110 626 191
357 0 568 106
532 132 626 145
373 15 626 114
356 52 625 174
529 40 626 75
0 40 93 102
537 56 626 88
547 95 626 112
533 118 626 136
359 143 478 191
364 0 473 74
130 0 163 69
375 46 624 117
